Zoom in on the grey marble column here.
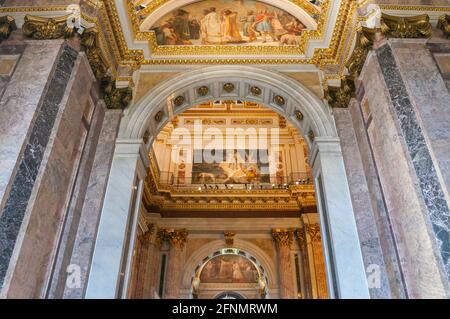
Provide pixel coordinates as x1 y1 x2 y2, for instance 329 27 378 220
272 229 296 299
309 137 370 298
162 228 188 299
85 140 148 298
0 42 97 298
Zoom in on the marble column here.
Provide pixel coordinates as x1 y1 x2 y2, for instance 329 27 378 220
161 228 188 299
358 40 450 298
272 229 296 299
130 225 154 298
0 42 97 298
333 104 402 299
85 140 149 299
309 137 370 298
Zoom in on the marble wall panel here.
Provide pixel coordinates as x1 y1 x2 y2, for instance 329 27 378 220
0 43 78 296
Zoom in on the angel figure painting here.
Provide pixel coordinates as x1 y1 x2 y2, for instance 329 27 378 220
149 0 314 46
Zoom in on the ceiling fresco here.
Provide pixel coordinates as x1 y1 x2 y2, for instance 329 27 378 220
144 0 320 47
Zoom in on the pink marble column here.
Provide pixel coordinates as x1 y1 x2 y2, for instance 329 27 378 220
161 228 188 299
272 229 295 299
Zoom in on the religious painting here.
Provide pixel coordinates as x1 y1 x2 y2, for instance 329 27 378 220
191 149 270 184
149 0 313 46
200 255 259 283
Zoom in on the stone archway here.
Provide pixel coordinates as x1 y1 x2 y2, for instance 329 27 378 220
181 239 276 298
85 66 370 299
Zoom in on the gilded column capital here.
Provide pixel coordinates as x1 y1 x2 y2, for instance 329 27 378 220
272 229 294 247
325 77 355 108
0 16 16 41
438 14 449 38
138 223 155 244
158 228 189 249
380 13 432 39
345 27 376 77
295 228 307 246
22 14 76 40
101 76 132 110
306 223 322 242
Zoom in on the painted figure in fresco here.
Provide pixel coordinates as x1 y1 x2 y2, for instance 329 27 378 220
240 10 257 42
270 12 288 40
232 261 245 282
201 7 223 44
172 9 192 44
189 18 201 39
160 21 178 45
254 9 275 43
222 10 243 43
280 20 305 45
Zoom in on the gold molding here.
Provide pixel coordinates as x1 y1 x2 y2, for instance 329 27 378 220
0 15 16 41
22 14 75 39
381 13 432 39
438 14 450 38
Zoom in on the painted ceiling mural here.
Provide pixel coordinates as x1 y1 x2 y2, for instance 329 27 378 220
144 0 320 46
199 254 259 284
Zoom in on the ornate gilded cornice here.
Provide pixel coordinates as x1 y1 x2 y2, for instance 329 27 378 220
438 14 450 38
380 13 432 39
158 228 189 249
101 76 132 110
345 27 376 77
325 77 355 108
306 223 321 242
0 15 16 41
22 14 75 39
272 229 294 247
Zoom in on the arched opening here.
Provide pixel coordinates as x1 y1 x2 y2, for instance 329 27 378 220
190 248 268 299
85 66 370 299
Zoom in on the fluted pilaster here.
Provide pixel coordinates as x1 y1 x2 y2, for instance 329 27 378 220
272 229 295 299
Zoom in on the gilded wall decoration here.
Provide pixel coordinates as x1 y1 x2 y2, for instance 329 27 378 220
380 13 432 39
0 15 16 41
22 14 75 39
438 14 450 38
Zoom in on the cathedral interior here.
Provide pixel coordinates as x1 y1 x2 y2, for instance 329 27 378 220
0 0 449 299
